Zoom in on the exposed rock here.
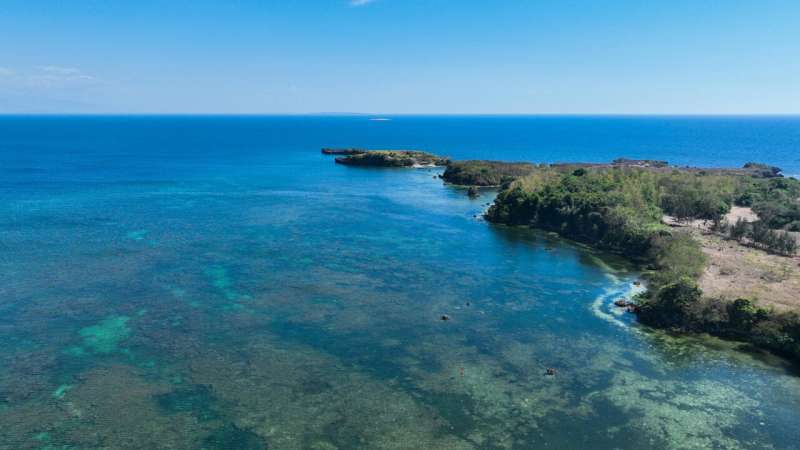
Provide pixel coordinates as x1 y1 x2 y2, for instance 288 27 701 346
612 158 669 168
743 162 783 178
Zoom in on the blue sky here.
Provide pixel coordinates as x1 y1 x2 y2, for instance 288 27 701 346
1 0 798 114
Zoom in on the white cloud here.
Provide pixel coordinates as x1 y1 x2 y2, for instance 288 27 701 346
0 66 100 89
38 65 82 76
28 66 98 87
349 0 378 6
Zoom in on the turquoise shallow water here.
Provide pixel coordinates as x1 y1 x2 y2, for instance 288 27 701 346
1 116 800 449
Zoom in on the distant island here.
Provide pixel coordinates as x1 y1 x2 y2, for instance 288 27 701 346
325 149 800 363
323 148 449 167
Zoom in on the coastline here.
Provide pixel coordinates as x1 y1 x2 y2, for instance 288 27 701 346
327 149 800 364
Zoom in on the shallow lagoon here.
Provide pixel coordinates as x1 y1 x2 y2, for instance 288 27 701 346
2 117 800 449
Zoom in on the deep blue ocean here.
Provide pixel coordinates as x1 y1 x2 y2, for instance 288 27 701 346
2 116 799 184
1 116 799 450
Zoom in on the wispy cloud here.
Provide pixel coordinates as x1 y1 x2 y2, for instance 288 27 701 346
0 65 100 89
38 65 82 76
349 0 378 7
0 66 106 113
29 66 98 87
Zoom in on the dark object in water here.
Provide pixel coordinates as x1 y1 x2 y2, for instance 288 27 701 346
467 186 480 198
633 281 641 286
156 384 219 421
465 302 471 307
545 368 557 376
613 299 628 307
440 314 450 321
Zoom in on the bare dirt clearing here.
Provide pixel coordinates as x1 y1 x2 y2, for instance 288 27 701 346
665 208 800 312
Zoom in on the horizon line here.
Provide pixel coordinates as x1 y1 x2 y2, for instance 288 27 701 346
1 112 799 118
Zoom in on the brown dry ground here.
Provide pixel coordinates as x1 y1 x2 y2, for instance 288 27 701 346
665 207 800 312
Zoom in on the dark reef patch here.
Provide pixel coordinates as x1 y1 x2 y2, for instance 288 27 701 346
156 383 220 422
202 423 267 450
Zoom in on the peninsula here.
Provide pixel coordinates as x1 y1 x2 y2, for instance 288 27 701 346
326 149 800 363
484 158 800 362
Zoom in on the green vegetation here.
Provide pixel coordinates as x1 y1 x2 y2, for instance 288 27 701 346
334 150 449 167
645 232 707 288
735 176 800 230
637 277 704 329
658 172 734 222
638 281 800 361
441 160 538 186
725 218 798 255
485 162 800 362
487 167 670 258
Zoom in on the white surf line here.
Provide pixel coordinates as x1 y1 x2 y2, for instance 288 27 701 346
591 288 627 328
590 276 646 329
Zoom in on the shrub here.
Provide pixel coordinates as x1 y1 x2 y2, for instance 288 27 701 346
637 277 703 329
735 176 800 228
726 219 798 255
658 173 734 222
725 299 769 335
646 232 706 289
